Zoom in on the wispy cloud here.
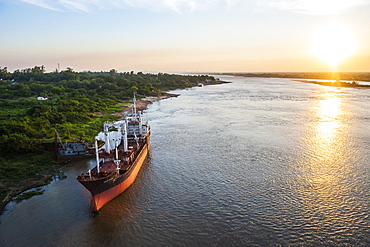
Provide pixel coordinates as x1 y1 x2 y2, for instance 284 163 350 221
21 0 61 11
20 0 236 12
257 0 369 15
19 0 370 14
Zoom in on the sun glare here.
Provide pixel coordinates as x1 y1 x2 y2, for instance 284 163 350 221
313 22 355 68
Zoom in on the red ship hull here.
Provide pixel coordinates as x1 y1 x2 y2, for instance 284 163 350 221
77 99 151 213
91 140 150 212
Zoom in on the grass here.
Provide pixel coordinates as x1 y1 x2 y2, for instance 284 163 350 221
0 108 28 120
104 101 131 114
12 188 45 204
0 152 58 212
0 101 127 213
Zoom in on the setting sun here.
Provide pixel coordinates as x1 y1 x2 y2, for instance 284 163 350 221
313 22 355 67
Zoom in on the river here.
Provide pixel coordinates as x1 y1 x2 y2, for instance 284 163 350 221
1 76 369 246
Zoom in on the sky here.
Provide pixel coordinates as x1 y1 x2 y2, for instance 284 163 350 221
1 0 369 73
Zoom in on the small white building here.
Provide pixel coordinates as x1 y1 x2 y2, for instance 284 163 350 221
37 96 48 100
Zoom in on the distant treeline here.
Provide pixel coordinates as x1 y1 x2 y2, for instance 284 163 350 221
0 66 220 157
220 72 370 82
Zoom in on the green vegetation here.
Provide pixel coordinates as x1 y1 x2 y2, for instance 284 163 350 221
0 65 222 212
0 66 219 155
0 151 57 212
13 188 45 204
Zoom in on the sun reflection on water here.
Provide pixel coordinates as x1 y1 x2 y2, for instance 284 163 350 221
310 92 345 193
307 90 347 191
316 96 341 139
292 88 357 238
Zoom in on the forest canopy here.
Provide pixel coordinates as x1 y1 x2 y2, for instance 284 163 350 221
0 66 220 157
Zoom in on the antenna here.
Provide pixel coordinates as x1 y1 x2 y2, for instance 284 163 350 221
133 92 137 115
95 139 100 173
54 130 65 149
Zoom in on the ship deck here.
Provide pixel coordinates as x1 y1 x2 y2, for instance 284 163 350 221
98 160 131 174
99 160 117 173
77 137 148 181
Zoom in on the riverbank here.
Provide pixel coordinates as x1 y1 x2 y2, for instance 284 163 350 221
0 77 229 215
216 72 370 82
0 94 180 215
294 79 370 88
0 152 62 215
127 93 179 111
0 69 229 215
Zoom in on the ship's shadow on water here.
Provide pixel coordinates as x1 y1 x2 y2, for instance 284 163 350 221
94 153 153 217
85 154 154 245
1 76 370 246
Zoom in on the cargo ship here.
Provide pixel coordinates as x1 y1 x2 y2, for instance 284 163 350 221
76 98 150 213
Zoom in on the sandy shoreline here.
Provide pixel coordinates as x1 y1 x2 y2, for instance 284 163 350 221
131 94 179 111
115 94 179 115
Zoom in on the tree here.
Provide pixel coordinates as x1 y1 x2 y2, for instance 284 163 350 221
0 67 10 80
31 65 46 74
65 67 73 72
14 83 32 97
130 86 139 95
109 69 117 76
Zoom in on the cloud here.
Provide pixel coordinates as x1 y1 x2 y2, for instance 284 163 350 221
21 0 61 11
256 0 370 15
20 0 235 12
20 0 369 13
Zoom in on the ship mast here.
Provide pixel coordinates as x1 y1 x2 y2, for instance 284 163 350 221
54 130 65 149
95 139 100 173
123 119 128 152
133 93 137 115
139 111 143 136
104 122 110 154
132 93 143 136
114 140 120 174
